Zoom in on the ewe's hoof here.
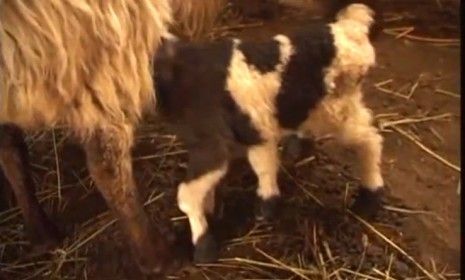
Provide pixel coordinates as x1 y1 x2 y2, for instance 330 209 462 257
137 237 174 275
256 196 281 222
138 253 180 276
29 222 62 256
30 240 59 258
138 255 170 276
351 188 384 219
194 233 218 264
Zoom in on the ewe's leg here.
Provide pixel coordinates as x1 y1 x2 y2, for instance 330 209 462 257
247 141 281 221
177 139 228 263
84 125 170 274
0 124 60 250
334 102 385 217
0 170 9 211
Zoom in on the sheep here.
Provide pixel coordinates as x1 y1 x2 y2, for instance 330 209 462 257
0 0 224 275
153 3 385 263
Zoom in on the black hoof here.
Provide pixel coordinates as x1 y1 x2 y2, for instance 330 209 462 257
256 196 281 222
193 233 218 264
350 188 384 219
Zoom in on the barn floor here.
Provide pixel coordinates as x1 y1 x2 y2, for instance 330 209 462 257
0 1 460 279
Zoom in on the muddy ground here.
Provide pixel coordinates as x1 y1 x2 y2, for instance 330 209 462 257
0 0 461 279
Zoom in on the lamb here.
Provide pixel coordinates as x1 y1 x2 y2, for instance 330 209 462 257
0 0 224 274
154 3 385 263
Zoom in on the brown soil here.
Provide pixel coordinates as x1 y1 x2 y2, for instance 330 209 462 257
0 1 460 279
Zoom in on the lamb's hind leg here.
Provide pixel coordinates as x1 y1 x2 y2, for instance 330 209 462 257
332 101 385 218
177 138 229 263
83 124 171 274
0 124 60 251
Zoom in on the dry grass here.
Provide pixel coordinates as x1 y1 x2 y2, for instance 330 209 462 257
2 123 458 279
383 26 460 46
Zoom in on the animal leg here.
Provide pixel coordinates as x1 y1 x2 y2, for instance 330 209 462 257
247 140 281 221
0 124 60 251
177 139 228 263
332 101 385 218
83 124 171 274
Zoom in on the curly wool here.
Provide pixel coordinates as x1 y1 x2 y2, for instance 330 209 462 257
170 0 225 40
0 0 173 138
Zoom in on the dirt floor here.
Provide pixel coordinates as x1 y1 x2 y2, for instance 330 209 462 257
0 0 461 279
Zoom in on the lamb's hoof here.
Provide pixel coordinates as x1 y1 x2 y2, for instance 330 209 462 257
350 188 384 219
256 196 281 222
194 233 218 264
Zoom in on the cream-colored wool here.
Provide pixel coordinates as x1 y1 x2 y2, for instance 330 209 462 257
170 0 225 40
0 0 174 138
0 0 224 139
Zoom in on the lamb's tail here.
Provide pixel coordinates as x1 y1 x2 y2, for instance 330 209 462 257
334 3 375 35
327 3 376 96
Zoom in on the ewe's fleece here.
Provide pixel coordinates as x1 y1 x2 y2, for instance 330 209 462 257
171 0 225 40
0 0 223 137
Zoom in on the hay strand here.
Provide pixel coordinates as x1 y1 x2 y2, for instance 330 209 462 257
383 27 460 45
348 210 438 280
392 125 460 172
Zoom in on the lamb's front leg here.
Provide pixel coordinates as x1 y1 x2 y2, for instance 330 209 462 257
247 140 281 222
177 140 229 263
